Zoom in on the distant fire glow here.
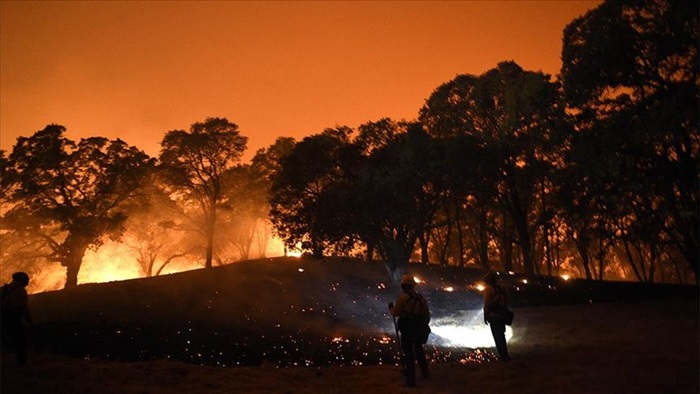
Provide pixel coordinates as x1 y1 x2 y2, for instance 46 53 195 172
287 249 303 258
25 235 298 292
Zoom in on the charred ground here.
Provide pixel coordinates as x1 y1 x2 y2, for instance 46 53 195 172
24 257 697 368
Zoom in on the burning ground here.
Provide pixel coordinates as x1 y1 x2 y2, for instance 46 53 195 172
2 257 698 393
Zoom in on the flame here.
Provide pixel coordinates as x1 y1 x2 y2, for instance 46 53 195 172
27 235 297 291
561 274 571 281
79 241 141 284
287 250 303 258
443 286 454 292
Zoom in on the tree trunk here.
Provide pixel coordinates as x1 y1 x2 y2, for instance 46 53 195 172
478 207 490 270
205 206 216 269
61 237 90 288
365 242 375 262
418 230 429 264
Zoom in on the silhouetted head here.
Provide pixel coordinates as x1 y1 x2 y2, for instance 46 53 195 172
483 271 498 285
12 272 30 287
401 274 417 289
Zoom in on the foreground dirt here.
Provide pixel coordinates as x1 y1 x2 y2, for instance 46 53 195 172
2 297 698 394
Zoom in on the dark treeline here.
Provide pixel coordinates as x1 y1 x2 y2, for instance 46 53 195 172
1 0 698 288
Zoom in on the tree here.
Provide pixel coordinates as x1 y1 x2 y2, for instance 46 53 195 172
269 127 359 258
248 137 296 257
158 117 248 269
556 127 617 280
120 181 197 277
561 0 699 282
217 164 271 261
353 120 444 280
0 125 154 288
421 62 569 276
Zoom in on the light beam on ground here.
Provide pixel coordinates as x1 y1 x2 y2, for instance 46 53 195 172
429 310 513 348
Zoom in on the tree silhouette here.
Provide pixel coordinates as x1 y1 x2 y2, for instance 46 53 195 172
269 127 359 258
421 61 568 276
120 181 197 277
158 117 248 269
216 164 271 261
0 125 153 288
353 120 444 280
561 0 699 282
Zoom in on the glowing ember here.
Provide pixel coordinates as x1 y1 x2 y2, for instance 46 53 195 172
561 274 571 281
298 268 305 272
443 286 454 292
474 283 486 292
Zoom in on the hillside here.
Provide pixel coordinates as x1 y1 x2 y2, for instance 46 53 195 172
24 257 490 366
2 257 698 393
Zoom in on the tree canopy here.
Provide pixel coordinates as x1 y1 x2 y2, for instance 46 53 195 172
158 117 248 269
1 125 154 287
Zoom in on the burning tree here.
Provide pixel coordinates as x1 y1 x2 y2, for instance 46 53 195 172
120 182 199 277
0 125 154 288
158 117 248 269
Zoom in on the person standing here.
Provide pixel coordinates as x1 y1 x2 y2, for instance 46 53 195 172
1 272 32 366
483 271 511 361
389 274 431 387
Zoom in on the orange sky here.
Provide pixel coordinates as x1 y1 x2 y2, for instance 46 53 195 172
1 1 601 162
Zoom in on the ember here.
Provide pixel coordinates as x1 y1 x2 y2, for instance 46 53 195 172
28 258 513 369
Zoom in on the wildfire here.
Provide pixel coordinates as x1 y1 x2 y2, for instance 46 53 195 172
23 234 303 292
79 241 141 284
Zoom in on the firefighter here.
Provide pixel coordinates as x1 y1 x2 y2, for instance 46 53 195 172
1 272 32 366
389 274 431 387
